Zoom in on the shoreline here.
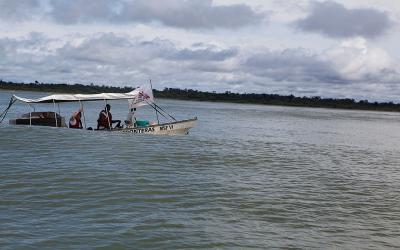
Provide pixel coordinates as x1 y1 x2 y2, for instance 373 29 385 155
1 81 400 112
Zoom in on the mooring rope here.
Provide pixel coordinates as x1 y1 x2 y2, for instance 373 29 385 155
0 96 16 124
148 101 177 121
145 100 171 121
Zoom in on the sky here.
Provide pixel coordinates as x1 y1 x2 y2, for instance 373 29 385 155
0 0 399 101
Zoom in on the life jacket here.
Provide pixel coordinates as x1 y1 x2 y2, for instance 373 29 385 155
98 110 111 128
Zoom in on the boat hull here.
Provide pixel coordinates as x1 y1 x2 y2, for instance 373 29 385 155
113 118 197 135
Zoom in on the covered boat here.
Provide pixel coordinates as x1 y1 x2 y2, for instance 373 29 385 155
0 83 197 135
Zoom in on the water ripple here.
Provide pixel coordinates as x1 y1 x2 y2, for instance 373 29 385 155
1 95 400 249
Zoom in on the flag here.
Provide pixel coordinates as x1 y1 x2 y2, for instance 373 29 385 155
129 84 154 109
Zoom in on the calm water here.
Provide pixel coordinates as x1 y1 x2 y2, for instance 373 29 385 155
1 90 400 249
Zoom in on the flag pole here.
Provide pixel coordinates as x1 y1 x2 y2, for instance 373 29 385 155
150 79 160 125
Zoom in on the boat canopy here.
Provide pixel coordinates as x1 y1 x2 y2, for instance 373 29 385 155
12 90 141 103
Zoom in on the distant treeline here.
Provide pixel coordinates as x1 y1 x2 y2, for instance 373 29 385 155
156 88 400 111
1 80 400 112
0 80 133 94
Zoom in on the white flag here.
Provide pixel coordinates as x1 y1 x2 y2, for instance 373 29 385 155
129 84 154 109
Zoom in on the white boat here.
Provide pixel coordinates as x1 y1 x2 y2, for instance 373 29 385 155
0 84 197 135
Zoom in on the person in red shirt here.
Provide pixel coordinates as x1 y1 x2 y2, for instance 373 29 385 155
97 104 121 130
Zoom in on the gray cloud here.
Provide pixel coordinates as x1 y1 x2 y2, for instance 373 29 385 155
294 1 393 39
56 34 237 66
0 33 239 84
0 0 265 30
0 0 41 21
117 0 264 29
165 47 238 61
49 0 264 29
2 32 400 101
49 0 116 24
244 48 345 84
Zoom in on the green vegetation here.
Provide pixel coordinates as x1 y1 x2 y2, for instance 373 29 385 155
1 80 400 112
0 80 133 94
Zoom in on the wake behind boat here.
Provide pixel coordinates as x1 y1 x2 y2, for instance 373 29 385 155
0 83 197 135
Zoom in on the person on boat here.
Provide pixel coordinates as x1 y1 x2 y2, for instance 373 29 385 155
125 108 137 127
69 108 83 129
97 104 121 130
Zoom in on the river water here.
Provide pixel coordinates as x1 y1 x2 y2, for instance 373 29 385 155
1 90 400 249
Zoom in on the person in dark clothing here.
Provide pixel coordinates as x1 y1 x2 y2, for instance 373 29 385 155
97 104 121 130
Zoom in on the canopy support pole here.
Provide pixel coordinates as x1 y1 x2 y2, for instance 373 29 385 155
27 103 33 127
53 99 58 127
79 100 86 129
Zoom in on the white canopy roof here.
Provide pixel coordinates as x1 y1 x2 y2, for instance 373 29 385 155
13 90 141 103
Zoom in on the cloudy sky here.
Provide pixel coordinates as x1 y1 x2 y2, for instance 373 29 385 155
0 0 399 101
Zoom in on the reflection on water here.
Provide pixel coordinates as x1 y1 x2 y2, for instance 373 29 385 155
1 90 400 249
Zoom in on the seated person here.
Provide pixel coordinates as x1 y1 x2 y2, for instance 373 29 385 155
97 104 121 130
125 108 137 127
69 108 83 129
